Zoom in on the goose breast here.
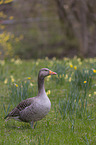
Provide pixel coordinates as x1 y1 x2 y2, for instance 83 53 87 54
19 96 51 122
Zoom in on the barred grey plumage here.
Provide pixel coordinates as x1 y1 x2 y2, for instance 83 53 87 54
4 68 57 128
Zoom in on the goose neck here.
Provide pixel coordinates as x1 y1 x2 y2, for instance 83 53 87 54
38 77 45 95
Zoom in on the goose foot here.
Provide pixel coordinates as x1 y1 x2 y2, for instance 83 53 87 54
30 121 37 129
30 121 34 129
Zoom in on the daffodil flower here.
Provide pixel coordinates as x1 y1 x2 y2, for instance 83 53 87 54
46 75 51 81
69 77 72 82
65 74 68 79
27 77 31 80
0 60 5 66
14 59 22 65
70 64 73 68
30 83 33 86
93 69 96 73
36 61 39 66
4 78 8 84
9 16 14 20
11 58 15 62
11 78 15 82
74 66 77 70
89 94 91 97
62 74 64 77
84 81 87 84
14 83 18 87
46 90 51 95
52 57 56 61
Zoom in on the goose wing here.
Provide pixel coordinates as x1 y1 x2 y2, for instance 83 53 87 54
4 98 32 119
16 98 32 111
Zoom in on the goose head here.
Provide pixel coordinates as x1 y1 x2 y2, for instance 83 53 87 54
38 68 57 80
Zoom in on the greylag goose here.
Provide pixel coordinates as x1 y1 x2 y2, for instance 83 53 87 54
4 68 57 128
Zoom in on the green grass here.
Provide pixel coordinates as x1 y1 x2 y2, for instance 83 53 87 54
0 58 96 145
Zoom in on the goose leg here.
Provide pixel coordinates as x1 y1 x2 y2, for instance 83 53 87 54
30 121 34 129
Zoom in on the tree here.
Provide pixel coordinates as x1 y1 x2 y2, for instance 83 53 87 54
0 0 13 59
55 0 96 57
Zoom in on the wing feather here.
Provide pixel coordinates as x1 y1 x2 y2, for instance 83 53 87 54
4 98 32 119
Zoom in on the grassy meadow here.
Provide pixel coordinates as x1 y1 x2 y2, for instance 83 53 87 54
0 57 96 145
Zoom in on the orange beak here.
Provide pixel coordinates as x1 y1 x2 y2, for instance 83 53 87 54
49 70 57 75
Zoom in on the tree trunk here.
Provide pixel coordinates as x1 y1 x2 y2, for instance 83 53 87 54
55 0 96 57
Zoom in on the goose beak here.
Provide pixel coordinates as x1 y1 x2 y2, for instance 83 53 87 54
49 70 57 75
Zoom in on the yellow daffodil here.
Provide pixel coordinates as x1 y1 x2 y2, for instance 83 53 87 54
94 92 96 95
65 74 68 79
74 99 76 103
9 16 14 20
0 60 5 66
11 78 15 82
10 76 15 82
46 75 51 81
84 81 87 84
69 77 72 82
45 57 49 60
10 75 14 79
14 83 18 87
52 57 56 61
4 78 8 84
79 62 82 65
27 77 31 80
46 90 51 95
11 58 15 62
30 83 33 87
77 58 81 62
56 75 59 78
14 59 22 65
62 74 64 77
74 66 77 70
70 64 73 68
89 94 91 97
93 69 96 73
16 84 18 87
36 61 39 66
